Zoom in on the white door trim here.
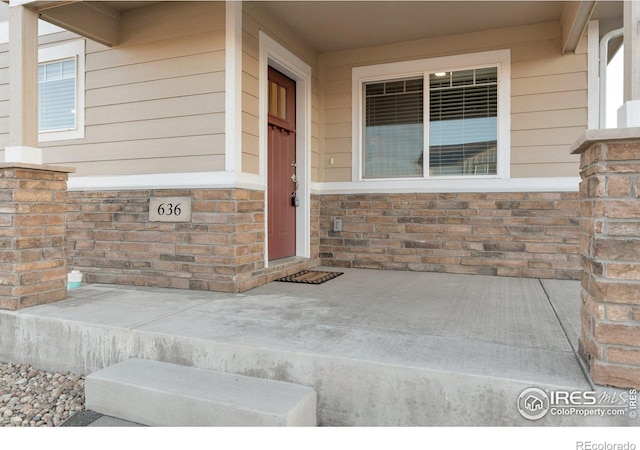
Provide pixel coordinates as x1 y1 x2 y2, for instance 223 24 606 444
259 31 312 264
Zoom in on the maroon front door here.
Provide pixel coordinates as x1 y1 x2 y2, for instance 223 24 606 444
267 67 296 260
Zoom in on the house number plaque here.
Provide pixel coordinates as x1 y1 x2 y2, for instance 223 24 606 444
149 197 191 222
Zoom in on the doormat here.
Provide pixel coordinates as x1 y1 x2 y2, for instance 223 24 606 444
275 270 343 285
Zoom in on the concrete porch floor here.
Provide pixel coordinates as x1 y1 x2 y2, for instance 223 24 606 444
0 268 635 426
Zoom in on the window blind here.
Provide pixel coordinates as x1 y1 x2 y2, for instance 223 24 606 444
38 59 77 133
364 78 424 178
429 68 497 176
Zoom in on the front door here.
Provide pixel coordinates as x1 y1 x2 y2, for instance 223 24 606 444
267 67 296 260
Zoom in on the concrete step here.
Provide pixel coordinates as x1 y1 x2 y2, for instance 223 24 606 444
85 358 317 426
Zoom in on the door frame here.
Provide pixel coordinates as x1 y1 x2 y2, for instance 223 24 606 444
259 31 312 265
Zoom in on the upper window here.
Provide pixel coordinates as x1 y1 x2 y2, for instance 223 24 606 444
39 58 77 132
38 40 85 142
354 50 510 181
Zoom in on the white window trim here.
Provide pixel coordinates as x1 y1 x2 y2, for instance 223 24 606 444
38 39 85 142
352 49 511 183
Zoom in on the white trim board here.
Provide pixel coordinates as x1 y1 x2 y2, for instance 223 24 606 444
224 0 243 173
68 171 264 192
68 172 579 194
311 177 580 195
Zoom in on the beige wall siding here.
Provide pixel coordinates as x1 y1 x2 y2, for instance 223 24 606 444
0 2 227 177
242 2 321 180
0 7 587 182
319 21 586 182
242 11 261 175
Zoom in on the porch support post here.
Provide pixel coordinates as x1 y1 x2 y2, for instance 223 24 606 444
225 0 242 173
571 129 640 389
617 0 640 127
6 4 41 164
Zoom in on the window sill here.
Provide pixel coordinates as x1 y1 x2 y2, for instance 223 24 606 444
311 177 579 194
38 129 84 143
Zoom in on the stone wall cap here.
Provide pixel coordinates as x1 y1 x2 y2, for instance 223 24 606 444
571 128 640 155
0 163 75 173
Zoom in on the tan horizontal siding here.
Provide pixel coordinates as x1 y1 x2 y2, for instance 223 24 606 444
324 108 351 125
34 2 227 176
86 51 224 90
511 109 587 131
511 162 579 178
511 72 586 96
77 114 224 145
86 72 225 107
325 138 351 155
511 90 586 114
46 135 224 166
511 53 586 79
242 10 263 175
85 31 225 72
325 123 351 140
324 153 352 168
85 93 224 126
511 145 581 165
242 3 320 178
323 167 352 182
512 126 586 147
68 155 225 177
320 20 588 182
242 90 259 119
39 31 81 47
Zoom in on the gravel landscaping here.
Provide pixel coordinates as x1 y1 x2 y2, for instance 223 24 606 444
0 361 85 427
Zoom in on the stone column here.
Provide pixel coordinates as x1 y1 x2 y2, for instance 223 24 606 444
0 163 74 311
571 129 640 389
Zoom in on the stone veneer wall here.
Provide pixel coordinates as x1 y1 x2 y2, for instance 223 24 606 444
0 165 71 310
318 192 580 279
67 188 319 293
576 138 640 389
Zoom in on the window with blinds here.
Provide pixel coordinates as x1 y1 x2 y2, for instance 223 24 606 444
38 58 77 133
429 67 497 176
364 78 424 178
362 66 498 179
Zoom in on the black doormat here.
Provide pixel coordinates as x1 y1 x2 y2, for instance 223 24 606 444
275 270 343 285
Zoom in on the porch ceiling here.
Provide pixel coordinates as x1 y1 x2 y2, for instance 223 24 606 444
5 0 156 46
258 0 622 54
9 1 623 52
